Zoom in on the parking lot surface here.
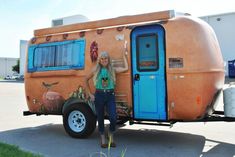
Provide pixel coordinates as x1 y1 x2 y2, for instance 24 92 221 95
0 81 234 157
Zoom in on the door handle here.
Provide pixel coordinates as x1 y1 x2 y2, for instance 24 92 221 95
134 74 140 81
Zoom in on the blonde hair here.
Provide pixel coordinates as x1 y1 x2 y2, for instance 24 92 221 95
93 51 116 86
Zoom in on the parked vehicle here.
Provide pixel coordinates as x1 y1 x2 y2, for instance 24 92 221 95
23 10 235 138
16 75 24 81
4 75 11 80
11 73 20 80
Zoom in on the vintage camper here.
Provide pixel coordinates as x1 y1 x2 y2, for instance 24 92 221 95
24 10 233 138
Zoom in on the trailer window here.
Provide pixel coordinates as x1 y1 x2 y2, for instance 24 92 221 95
27 39 85 72
136 34 159 71
34 46 55 68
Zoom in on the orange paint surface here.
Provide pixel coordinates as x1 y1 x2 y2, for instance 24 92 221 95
25 10 224 121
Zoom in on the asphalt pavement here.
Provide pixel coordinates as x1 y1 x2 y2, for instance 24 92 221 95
0 80 235 157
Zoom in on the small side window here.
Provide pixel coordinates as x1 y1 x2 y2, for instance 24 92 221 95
136 34 159 71
28 39 85 72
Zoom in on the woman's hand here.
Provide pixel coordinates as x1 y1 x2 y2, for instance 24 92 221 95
84 68 95 101
89 93 95 101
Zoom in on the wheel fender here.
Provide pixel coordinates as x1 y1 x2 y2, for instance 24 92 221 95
62 98 96 115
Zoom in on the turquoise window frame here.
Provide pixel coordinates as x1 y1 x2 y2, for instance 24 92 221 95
27 39 85 72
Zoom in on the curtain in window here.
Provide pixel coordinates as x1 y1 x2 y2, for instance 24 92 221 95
34 46 55 68
56 43 74 66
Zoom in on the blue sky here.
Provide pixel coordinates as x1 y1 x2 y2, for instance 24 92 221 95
0 0 235 58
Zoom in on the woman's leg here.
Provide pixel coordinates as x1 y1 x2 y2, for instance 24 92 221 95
106 92 117 133
95 92 108 148
94 92 105 134
106 92 117 147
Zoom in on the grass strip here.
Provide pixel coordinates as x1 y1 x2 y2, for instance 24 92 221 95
0 142 43 157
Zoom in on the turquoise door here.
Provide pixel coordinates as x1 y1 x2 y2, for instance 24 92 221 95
131 25 166 120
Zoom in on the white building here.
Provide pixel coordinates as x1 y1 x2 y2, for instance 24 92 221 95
0 57 18 78
20 40 28 75
200 12 235 76
52 14 89 27
0 40 27 78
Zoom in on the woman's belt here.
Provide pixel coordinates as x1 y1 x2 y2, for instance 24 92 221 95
96 89 114 93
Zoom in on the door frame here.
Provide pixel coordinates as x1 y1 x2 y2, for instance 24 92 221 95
130 24 168 121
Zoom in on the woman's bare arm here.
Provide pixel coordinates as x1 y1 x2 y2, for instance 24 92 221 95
84 68 95 101
115 41 129 73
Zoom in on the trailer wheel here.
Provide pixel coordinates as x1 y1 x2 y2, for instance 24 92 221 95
63 104 96 138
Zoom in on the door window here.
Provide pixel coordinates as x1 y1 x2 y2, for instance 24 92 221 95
136 34 159 71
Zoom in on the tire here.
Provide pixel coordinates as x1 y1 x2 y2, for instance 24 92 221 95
63 103 96 138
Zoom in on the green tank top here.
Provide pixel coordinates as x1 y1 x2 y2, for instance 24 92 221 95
95 68 115 89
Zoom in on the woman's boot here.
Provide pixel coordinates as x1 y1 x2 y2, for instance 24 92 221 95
108 132 116 147
100 134 108 148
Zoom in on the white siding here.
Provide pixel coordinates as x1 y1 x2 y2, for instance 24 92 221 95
200 13 235 76
0 57 18 77
20 40 28 75
52 15 89 27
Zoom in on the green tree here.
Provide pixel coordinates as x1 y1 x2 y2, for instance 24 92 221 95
12 59 20 73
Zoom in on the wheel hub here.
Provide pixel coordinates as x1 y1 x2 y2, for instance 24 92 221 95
68 110 86 132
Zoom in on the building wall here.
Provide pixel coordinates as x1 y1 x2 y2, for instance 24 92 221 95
52 14 89 27
0 57 18 78
20 40 28 75
200 13 235 76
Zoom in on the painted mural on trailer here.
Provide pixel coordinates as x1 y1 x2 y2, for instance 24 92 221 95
32 39 132 117
34 82 131 117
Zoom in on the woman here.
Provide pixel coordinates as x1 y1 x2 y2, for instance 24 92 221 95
85 44 128 148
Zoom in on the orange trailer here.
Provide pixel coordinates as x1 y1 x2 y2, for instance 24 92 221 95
24 10 232 138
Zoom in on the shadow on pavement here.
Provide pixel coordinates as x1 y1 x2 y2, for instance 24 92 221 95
225 77 235 84
0 124 234 157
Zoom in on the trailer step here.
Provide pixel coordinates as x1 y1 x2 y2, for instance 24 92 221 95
129 120 176 127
